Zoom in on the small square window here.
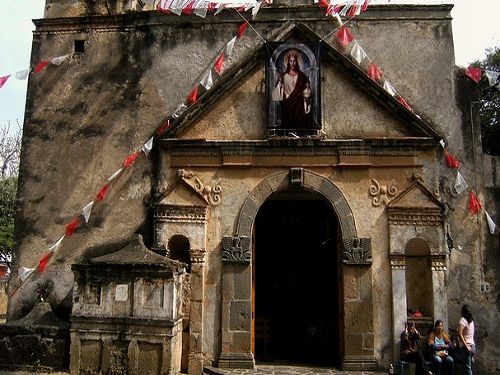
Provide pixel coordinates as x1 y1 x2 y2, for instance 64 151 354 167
74 40 85 54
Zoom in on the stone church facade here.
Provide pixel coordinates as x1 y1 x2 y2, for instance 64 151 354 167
6 1 500 374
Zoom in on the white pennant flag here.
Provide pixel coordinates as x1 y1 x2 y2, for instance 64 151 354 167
18 267 35 282
214 5 225 15
484 70 499 87
172 103 188 118
170 0 191 15
142 136 154 156
193 0 209 18
49 235 65 253
226 36 237 57
82 201 94 223
350 41 366 65
252 1 262 18
439 139 446 149
200 69 213 90
15 69 29 80
355 0 364 15
485 211 496 234
107 168 123 183
383 80 397 96
51 54 69 66
453 171 468 195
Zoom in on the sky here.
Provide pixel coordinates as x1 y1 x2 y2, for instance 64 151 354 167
0 0 499 127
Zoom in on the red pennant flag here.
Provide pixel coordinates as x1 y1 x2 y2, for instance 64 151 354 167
38 252 53 272
186 85 198 105
336 26 354 48
156 3 171 14
66 217 81 236
208 3 217 11
96 183 110 202
361 0 370 12
368 63 383 81
214 52 225 74
34 61 50 74
347 4 357 18
318 0 328 8
397 95 412 112
466 66 483 83
123 151 140 168
237 21 249 38
156 119 171 136
445 152 460 168
468 191 482 215
182 0 195 15
0 75 11 89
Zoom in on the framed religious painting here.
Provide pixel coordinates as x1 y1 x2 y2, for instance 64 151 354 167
266 42 321 135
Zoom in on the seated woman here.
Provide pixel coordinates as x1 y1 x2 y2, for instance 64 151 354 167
401 321 433 375
428 320 454 375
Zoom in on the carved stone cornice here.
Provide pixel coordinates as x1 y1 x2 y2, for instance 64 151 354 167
369 179 398 206
190 248 206 264
388 207 443 226
430 254 447 271
154 204 207 224
177 169 222 206
343 238 372 265
160 139 434 168
222 236 251 264
390 254 406 270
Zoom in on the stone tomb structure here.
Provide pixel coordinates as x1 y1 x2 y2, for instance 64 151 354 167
70 235 186 374
9 1 500 374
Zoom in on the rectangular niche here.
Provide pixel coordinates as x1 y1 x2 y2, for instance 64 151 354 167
143 279 165 308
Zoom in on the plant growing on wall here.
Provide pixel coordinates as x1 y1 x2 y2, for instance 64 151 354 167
35 280 54 303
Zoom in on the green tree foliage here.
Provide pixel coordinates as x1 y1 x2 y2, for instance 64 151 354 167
478 47 500 155
0 121 21 270
0 177 17 269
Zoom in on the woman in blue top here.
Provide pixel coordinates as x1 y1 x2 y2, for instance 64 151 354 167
428 320 454 375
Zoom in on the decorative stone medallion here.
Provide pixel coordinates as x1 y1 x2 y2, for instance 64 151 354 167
222 236 251 263
177 169 222 206
343 237 372 265
369 178 398 206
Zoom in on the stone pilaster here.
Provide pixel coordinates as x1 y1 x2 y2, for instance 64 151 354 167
390 254 407 363
188 248 206 375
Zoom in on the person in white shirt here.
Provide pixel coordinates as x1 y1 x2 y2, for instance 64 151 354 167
457 304 475 375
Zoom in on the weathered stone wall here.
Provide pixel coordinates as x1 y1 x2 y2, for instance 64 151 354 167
9 1 499 373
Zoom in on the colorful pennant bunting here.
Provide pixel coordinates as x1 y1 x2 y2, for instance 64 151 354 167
468 191 482 215
368 63 382 81
466 66 483 83
66 217 81 236
336 26 354 48
445 152 460 168
485 211 496 234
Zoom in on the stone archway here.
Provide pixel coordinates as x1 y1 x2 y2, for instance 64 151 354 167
219 169 374 370
234 169 357 241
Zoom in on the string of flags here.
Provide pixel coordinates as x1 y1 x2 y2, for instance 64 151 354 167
439 139 496 235
6 0 496 299
0 54 70 89
8 9 261 297
465 65 500 88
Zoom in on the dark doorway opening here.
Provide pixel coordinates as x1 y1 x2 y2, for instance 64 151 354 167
253 190 341 367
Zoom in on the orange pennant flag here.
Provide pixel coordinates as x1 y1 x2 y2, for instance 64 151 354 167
38 251 53 272
123 151 140 168
186 85 198 105
214 52 225 74
156 119 171 136
397 95 412 112
336 26 354 48
237 21 249 38
445 152 460 169
466 66 483 83
368 63 382 82
66 217 81 236
468 191 482 215
34 61 50 74
96 184 110 202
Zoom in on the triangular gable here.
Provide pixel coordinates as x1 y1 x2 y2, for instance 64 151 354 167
161 21 442 140
388 178 443 210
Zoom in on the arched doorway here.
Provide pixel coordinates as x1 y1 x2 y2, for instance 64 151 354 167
253 189 342 366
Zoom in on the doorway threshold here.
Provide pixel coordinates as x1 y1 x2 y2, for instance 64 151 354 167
204 364 384 375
